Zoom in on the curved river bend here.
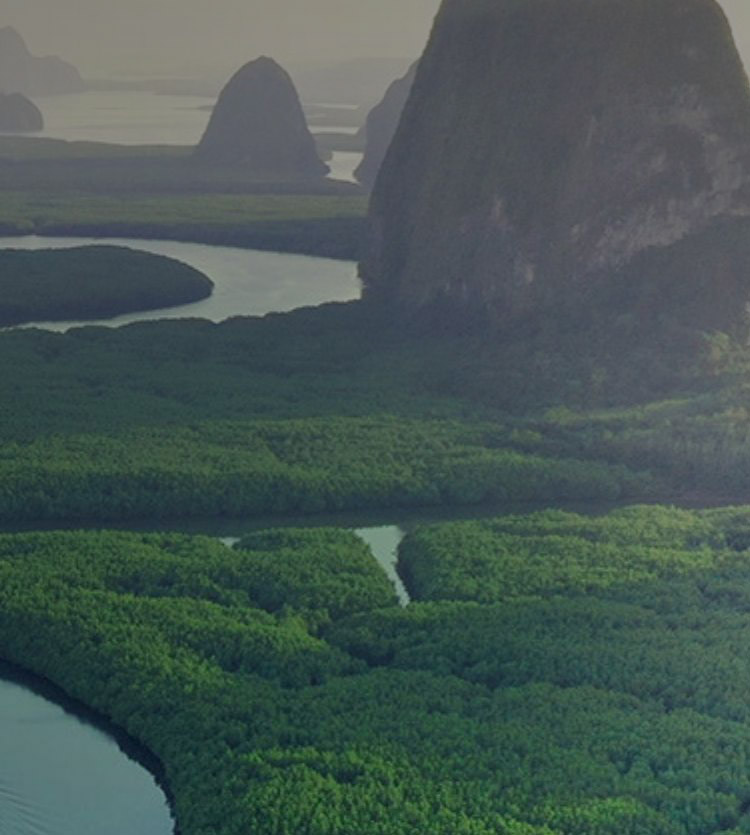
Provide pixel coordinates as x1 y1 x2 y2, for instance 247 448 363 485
0 522 404 835
1 236 618 831
0 232 695 832
0 662 174 835
0 235 360 332
0 235 362 833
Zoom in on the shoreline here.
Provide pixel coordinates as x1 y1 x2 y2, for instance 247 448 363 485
0 657 180 834
0 217 365 261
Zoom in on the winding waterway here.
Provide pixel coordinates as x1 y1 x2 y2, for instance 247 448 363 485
0 235 360 331
0 227 666 833
0 88 368 834
0 235 364 831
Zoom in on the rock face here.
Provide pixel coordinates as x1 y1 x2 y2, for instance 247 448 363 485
0 93 43 132
195 56 328 178
355 62 418 189
0 27 84 96
361 0 750 332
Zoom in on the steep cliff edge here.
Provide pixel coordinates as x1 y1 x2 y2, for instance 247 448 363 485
355 61 418 189
195 56 328 178
361 0 750 334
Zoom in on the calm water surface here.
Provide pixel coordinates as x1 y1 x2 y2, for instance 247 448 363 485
0 91 363 182
0 235 360 331
0 664 173 835
326 150 361 183
5 91 215 146
0 522 404 835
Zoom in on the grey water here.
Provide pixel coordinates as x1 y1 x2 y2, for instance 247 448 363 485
20 91 215 146
0 235 360 331
355 526 410 605
326 150 362 182
0 91 363 182
0 664 173 835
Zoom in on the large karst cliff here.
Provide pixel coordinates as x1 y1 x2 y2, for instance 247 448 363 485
195 56 328 178
361 0 750 333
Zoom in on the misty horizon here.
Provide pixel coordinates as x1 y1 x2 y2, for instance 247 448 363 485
0 0 441 80
3 0 750 84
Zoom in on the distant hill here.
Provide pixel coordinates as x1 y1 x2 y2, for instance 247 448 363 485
0 27 85 96
195 56 328 179
355 61 418 189
0 92 43 132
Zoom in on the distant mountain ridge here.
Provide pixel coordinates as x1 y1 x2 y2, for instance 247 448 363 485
0 26 85 96
355 61 418 189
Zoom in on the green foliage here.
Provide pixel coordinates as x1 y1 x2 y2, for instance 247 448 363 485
0 245 213 325
233 528 398 624
9 511 750 833
395 505 747 603
0 417 645 524
527 385 750 494
0 191 366 259
0 300 655 525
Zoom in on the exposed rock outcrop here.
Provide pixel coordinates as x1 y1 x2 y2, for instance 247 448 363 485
0 27 84 96
361 0 750 334
0 92 43 132
195 56 328 178
355 61 418 189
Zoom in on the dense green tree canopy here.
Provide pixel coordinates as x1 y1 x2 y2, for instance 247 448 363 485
5 507 750 833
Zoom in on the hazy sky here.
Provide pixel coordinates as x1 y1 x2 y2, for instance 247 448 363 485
0 0 442 77
2 0 750 79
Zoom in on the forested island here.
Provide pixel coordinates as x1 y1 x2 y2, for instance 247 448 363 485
0 246 213 325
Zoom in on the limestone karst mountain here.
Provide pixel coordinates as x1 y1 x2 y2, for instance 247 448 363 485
361 0 750 335
0 92 43 132
355 61 418 189
195 56 328 179
0 27 84 96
